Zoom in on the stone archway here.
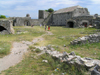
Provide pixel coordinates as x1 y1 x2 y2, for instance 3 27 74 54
24 20 30 26
82 22 88 27
80 20 89 27
0 26 7 32
67 21 74 28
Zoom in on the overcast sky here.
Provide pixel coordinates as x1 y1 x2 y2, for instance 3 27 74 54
0 0 100 19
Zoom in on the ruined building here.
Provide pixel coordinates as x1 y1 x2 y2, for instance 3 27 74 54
0 5 100 34
9 5 100 28
39 5 100 28
0 20 14 34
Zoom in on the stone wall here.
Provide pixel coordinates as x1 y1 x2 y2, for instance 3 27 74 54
94 17 100 29
52 12 72 26
38 10 49 19
72 8 90 17
70 33 100 45
0 20 14 34
52 8 90 26
13 17 44 26
31 19 44 26
66 16 93 28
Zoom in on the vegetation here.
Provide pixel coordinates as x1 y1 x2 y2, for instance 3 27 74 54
1 26 100 75
0 26 45 57
0 15 6 19
2 52 87 75
45 8 54 13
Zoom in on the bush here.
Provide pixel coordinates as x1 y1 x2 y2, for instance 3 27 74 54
0 15 6 18
35 48 41 53
45 8 54 13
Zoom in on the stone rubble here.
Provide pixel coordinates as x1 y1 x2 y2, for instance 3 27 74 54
38 45 100 75
70 33 100 45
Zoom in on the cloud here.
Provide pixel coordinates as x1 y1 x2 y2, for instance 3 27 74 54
91 0 100 4
15 6 35 10
0 0 100 18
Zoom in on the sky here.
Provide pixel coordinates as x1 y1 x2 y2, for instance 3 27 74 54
0 0 100 19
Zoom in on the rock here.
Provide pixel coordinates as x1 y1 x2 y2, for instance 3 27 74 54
46 45 51 50
69 51 76 56
61 73 65 75
42 60 48 63
91 65 100 75
63 44 66 47
51 48 55 51
81 58 95 67
62 52 69 59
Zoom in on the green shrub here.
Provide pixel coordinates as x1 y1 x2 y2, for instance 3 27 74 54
0 15 6 18
35 48 41 53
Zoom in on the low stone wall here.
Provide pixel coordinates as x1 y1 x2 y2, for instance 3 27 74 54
70 33 100 45
34 45 100 74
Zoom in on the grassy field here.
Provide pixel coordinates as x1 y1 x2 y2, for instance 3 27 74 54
0 26 45 57
1 26 100 75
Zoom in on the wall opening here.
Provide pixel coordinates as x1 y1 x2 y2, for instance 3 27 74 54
67 21 74 28
24 21 30 26
82 22 87 27
0 26 7 32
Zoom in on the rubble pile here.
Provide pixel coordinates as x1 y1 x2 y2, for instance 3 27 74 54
70 33 100 45
42 45 100 75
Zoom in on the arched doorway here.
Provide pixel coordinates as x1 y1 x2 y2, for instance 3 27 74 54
0 26 7 32
24 20 30 26
67 21 74 28
82 22 87 27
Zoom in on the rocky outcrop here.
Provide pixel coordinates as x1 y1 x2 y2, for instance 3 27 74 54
70 33 100 45
36 45 100 75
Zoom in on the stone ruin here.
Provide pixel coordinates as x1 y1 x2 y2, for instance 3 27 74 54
70 33 100 45
0 20 14 34
34 45 100 75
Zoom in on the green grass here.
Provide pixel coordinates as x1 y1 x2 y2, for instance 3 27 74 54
1 26 100 75
2 52 87 75
0 26 45 57
0 42 11 58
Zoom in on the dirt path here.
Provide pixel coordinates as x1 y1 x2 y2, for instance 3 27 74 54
0 31 53 73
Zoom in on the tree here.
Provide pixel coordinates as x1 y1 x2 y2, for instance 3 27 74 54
0 15 6 18
45 8 54 13
48 8 54 13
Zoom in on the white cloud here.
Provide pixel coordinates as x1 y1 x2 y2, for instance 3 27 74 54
0 0 27 5
91 0 100 4
0 0 100 18
15 6 35 10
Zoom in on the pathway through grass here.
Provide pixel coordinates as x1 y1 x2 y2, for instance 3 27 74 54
0 29 53 73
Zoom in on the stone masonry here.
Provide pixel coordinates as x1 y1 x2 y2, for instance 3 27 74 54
70 33 100 45
0 20 14 34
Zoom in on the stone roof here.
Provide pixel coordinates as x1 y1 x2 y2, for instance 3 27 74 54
54 5 83 14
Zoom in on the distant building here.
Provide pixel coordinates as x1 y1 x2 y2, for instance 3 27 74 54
39 5 100 28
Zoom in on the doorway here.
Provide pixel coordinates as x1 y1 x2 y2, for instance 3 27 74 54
24 21 30 26
0 26 7 32
67 21 74 28
82 22 87 27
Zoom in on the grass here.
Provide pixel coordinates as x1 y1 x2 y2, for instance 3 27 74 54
0 26 45 57
1 51 87 75
0 42 11 58
1 26 100 75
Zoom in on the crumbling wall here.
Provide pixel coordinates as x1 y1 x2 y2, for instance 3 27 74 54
0 20 14 34
38 10 49 19
72 8 90 17
70 33 100 45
